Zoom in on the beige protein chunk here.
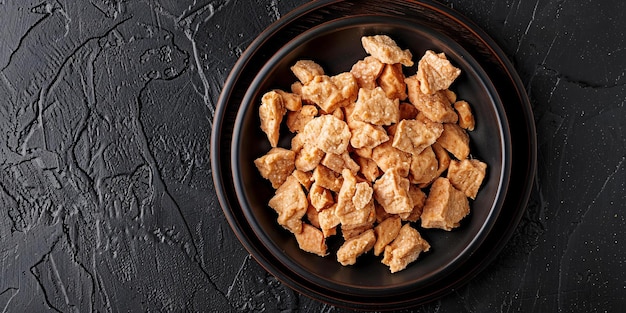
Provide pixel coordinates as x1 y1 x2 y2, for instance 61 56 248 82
291 60 324 85
392 119 444 156
259 90 286 147
337 229 376 266
275 89 302 112
301 73 357 113
399 185 426 222
309 182 335 211
409 145 438 185
295 223 328 257
312 165 343 192
421 177 469 231
382 224 430 273
378 63 407 101
351 87 400 126
373 168 413 215
336 170 375 227
268 175 308 233
373 216 402 256
295 144 325 172
354 155 380 182
437 123 470 160
406 75 458 123
254 147 296 189
342 223 374 241
292 169 313 191
374 201 392 224
371 141 412 177
345 103 390 149
321 152 360 174
353 182 373 210
286 104 318 133
416 50 461 94
447 159 487 199
350 56 385 90
303 115 352 155
361 35 414 67
454 100 475 131
318 204 341 237
421 142 451 188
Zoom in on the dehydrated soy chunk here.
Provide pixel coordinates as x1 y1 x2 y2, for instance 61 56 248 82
295 223 328 257
373 168 413 215
421 177 469 231
361 35 414 67
447 159 487 199
303 115 351 155
351 87 400 126
350 56 385 90
254 147 295 189
337 229 376 266
259 90 286 147
382 224 430 273
416 50 461 94
268 175 308 233
291 59 324 84
392 119 443 156
405 75 458 123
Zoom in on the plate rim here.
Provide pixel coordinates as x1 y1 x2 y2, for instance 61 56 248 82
211 0 537 309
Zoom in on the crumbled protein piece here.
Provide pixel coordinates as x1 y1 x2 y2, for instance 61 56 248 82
354 155 380 182
301 73 357 113
290 132 306 152
351 87 400 126
354 146 373 159
361 35 414 67
312 165 343 192
292 169 313 191
336 170 375 227
295 144 325 172
286 104 318 133
268 175 308 233
321 152 360 174
372 141 412 177
318 204 340 237
454 100 475 131
421 177 469 231
353 182 373 210
331 72 359 104
259 90 286 147
374 216 402 256
350 56 385 90
309 182 335 211
303 115 352 155
447 159 487 199
416 50 461 94
291 81 303 96
337 229 376 266
275 89 302 111
373 169 413 215
378 63 407 101
423 142 451 188
254 147 296 189
382 224 430 273
409 145 438 185
291 60 324 85
392 119 443 156
398 185 426 222
295 223 328 257
437 123 470 160
406 75 458 123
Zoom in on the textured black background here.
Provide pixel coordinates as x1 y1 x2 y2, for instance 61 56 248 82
0 0 624 312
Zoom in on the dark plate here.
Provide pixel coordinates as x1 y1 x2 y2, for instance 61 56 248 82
211 0 536 310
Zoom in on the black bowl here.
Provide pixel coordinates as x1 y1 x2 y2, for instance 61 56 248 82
211 0 536 310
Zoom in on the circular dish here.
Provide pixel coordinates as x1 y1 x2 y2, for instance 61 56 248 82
211 0 536 310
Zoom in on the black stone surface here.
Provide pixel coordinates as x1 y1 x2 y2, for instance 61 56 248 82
0 0 623 312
